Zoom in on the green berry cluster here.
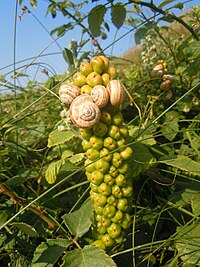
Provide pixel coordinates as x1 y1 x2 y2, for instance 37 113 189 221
59 55 133 250
73 55 117 94
80 110 133 250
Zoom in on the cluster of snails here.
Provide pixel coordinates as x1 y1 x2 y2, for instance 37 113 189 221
151 61 174 92
58 56 133 250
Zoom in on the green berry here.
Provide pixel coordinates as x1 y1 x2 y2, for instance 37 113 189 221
107 223 121 239
90 170 104 185
101 234 115 247
93 121 108 137
90 135 103 150
95 159 110 174
86 148 100 161
103 204 116 218
98 182 111 196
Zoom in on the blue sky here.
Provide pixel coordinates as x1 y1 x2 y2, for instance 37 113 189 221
0 0 199 85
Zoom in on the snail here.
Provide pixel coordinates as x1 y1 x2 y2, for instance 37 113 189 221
69 94 101 129
106 80 124 108
91 85 109 108
162 74 174 81
59 83 80 106
151 64 164 78
160 79 173 91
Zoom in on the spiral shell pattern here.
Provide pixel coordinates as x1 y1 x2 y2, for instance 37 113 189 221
91 85 109 108
59 83 80 105
107 80 124 108
151 64 164 78
69 95 101 128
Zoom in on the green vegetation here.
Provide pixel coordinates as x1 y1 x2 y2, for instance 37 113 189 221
0 1 200 266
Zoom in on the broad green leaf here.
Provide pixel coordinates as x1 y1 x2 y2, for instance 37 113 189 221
62 199 93 237
161 111 180 141
48 129 75 148
158 0 176 9
111 3 126 29
5 169 37 186
191 194 200 216
129 142 156 177
11 222 38 237
45 159 64 184
161 120 179 141
69 153 85 164
61 245 117 267
88 5 106 37
60 161 80 174
32 238 70 267
160 155 200 177
175 222 200 264
62 150 74 160
134 21 155 45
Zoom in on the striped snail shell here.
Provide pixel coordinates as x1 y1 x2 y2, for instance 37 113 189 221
160 79 173 91
69 94 101 128
106 80 124 108
59 83 80 106
91 85 109 108
151 64 164 78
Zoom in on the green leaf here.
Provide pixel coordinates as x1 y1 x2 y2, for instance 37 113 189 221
63 48 75 73
61 245 117 267
191 194 200 216
175 222 200 264
45 159 64 184
134 21 155 45
0 211 9 227
160 155 200 177
88 5 107 37
111 3 126 29
129 141 156 177
59 161 80 174
44 77 57 90
62 150 74 160
173 2 184 10
5 169 37 186
62 199 93 237
51 24 73 37
69 153 85 164
159 15 174 23
32 238 70 267
11 222 38 237
161 111 180 141
48 129 75 148
158 0 176 9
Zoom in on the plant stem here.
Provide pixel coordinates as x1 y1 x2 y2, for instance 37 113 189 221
0 183 55 229
129 0 199 41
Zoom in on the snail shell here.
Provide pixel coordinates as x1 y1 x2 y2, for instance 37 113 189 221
106 80 124 108
91 85 109 108
59 83 80 105
160 79 173 91
69 94 101 128
151 64 164 78
163 74 174 81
